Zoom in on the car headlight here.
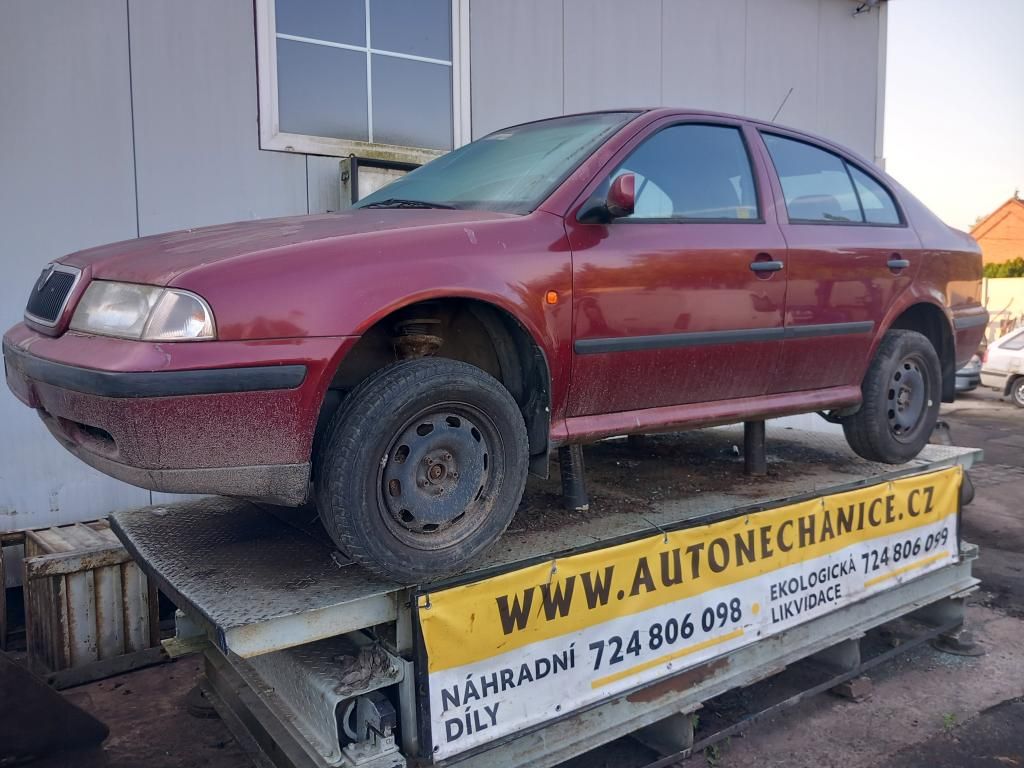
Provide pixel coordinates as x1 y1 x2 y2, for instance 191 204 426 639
69 281 216 341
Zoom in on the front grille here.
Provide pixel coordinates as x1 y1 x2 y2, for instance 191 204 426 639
25 265 79 325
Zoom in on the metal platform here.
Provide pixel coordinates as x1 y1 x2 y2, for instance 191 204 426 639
109 427 983 768
111 428 980 660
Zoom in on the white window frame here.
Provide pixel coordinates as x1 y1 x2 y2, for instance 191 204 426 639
255 0 471 163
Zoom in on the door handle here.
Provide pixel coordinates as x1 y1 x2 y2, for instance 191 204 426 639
887 257 910 270
750 260 784 273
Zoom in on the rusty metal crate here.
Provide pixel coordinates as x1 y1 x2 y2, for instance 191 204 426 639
23 520 162 687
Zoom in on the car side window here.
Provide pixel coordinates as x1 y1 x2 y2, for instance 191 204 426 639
762 133 902 226
761 134 863 223
1002 330 1024 351
608 124 759 221
848 165 900 224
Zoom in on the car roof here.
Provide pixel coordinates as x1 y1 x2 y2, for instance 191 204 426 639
535 107 877 169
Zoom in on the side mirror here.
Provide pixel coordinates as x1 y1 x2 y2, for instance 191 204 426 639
578 172 636 224
606 173 635 218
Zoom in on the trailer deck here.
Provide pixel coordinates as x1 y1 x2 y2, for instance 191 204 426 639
110 427 982 768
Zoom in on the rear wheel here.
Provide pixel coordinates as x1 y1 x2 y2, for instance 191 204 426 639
842 329 942 463
1011 377 1024 408
315 358 529 583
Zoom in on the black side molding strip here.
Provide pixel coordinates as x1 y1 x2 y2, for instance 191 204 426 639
3 341 306 398
575 327 784 355
953 314 988 330
574 321 875 355
784 321 875 340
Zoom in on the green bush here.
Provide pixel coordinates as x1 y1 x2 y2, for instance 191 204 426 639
984 257 1024 278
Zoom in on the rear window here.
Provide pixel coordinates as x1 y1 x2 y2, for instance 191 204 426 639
762 133 901 226
1001 329 1024 351
848 165 900 225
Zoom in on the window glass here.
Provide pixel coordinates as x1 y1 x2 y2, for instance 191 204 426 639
370 0 451 60
276 0 365 46
277 40 368 140
273 0 453 149
607 125 759 220
355 112 636 213
849 165 900 225
371 54 453 150
762 134 863 223
1002 330 1024 351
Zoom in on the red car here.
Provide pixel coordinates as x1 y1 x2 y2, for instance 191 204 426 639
4 109 987 582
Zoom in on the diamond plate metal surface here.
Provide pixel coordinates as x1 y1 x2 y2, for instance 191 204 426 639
110 429 980 657
110 498 398 656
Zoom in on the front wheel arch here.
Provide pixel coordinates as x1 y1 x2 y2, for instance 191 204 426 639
312 297 553 481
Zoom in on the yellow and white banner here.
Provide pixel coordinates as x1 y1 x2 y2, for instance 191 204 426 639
418 466 962 759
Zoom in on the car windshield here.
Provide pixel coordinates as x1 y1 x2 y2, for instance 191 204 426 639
354 112 638 214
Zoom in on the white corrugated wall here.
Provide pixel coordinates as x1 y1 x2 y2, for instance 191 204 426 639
0 0 882 552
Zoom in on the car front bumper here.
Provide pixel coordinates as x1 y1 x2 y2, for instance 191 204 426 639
3 323 357 506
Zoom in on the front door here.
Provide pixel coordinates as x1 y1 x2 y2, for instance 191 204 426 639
756 131 921 392
565 121 789 417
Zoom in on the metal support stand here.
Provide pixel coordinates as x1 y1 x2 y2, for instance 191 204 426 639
915 595 984 656
559 445 590 512
635 612 966 768
631 710 696 756
812 637 872 701
744 420 767 476
812 636 862 673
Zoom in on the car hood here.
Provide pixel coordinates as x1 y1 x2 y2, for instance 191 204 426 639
60 209 518 286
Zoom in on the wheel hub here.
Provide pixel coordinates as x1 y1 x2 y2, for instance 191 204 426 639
381 411 490 535
887 357 928 437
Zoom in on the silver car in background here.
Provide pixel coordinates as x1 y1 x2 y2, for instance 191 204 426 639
956 355 982 393
981 327 1024 407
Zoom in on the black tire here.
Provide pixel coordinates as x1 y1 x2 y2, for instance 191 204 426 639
842 329 942 463
315 358 529 583
1011 377 1024 408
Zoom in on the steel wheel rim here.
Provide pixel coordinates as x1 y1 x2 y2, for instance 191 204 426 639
1014 380 1024 406
886 353 930 442
377 402 502 550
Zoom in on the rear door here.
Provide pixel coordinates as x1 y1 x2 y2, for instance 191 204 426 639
565 119 788 416
756 131 922 392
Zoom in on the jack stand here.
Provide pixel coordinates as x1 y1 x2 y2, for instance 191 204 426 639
913 595 985 657
960 470 975 507
559 444 590 512
932 626 985 657
744 420 767 476
811 637 873 701
930 420 976 507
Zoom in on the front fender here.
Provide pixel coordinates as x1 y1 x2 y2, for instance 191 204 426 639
176 210 575 417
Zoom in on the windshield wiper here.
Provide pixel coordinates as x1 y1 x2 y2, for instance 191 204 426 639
360 198 458 210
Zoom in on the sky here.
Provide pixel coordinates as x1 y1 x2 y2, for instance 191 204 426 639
884 0 1024 231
